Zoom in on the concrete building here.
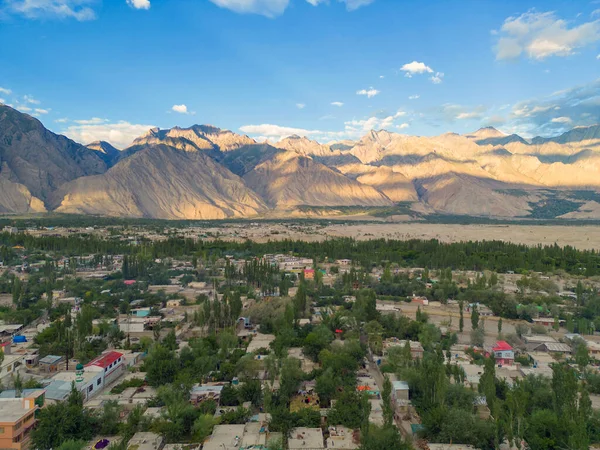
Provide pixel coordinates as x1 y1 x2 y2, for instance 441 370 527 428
492 341 514 366
288 427 325 450
86 351 125 386
326 426 358 449
392 380 410 402
190 384 224 405
202 425 245 450
45 366 105 403
126 432 164 450
38 355 64 373
0 390 44 450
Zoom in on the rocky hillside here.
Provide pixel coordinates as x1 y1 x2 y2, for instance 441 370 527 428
50 145 267 220
2 104 600 220
0 105 108 213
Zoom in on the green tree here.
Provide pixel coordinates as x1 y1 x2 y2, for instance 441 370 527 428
192 414 219 442
497 318 502 335
359 425 412 450
459 300 464 333
144 344 179 386
382 375 394 428
328 390 370 430
32 386 96 450
303 326 334 362
471 306 479 330
56 441 87 450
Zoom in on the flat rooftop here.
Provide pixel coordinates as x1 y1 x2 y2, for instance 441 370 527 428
288 427 324 450
203 425 246 450
0 398 32 423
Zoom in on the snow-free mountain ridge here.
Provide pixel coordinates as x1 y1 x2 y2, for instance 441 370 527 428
2 104 600 220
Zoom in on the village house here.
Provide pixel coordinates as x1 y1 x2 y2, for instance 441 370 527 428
492 341 514 366
0 390 44 450
523 335 558 351
288 427 325 450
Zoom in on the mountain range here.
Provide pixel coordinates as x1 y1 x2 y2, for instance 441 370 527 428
2 104 600 220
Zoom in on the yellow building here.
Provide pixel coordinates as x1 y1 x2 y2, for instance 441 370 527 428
0 390 44 450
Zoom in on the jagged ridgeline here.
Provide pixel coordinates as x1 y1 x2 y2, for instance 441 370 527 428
2 104 600 220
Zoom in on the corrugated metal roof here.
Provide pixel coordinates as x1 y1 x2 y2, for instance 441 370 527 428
39 355 63 364
537 342 572 353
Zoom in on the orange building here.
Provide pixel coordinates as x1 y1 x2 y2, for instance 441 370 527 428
0 390 44 450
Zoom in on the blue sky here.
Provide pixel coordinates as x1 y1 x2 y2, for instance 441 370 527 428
0 0 599 147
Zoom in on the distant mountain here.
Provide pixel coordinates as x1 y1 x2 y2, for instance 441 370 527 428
132 125 256 152
86 141 121 166
274 135 334 157
0 105 108 213
532 124 600 145
2 104 600 220
243 151 393 208
51 144 267 219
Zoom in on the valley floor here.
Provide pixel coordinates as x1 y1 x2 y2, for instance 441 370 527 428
203 222 600 249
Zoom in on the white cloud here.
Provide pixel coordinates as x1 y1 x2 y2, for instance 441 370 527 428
0 99 4 104
408 95 420 100
551 116 572 123
456 111 482 120
0 87 12 95
4 0 97 21
172 104 189 114
495 11 600 60
55 118 69 123
239 124 321 141
429 103 487 124
430 72 444 84
379 75 385 79
23 95 40 104
305 0 375 11
296 103 306 109
127 0 150 9
63 121 155 149
208 0 290 18
345 110 406 134
34 108 49 114
342 0 375 11
597 54 600 59
400 61 433 77
508 78 600 135
74 117 107 125
396 123 409 130
16 105 32 112
331 101 344 107
356 88 380 98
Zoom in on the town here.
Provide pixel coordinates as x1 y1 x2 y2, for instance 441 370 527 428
1 223 600 450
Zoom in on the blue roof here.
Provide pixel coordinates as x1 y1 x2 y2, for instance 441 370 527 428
191 385 224 393
39 355 63 365
0 389 42 399
42 380 72 401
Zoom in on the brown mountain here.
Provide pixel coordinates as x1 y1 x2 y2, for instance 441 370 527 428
0 105 108 213
243 151 393 208
2 104 600 220
51 144 267 219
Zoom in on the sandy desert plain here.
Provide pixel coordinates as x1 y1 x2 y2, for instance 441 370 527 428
195 221 600 250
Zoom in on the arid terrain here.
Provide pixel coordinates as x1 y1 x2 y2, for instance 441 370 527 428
196 222 600 250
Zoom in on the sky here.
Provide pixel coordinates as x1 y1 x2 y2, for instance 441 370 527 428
0 0 599 148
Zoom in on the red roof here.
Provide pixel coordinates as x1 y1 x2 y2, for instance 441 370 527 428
124 280 136 286
493 341 513 351
86 351 123 369
304 269 315 273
